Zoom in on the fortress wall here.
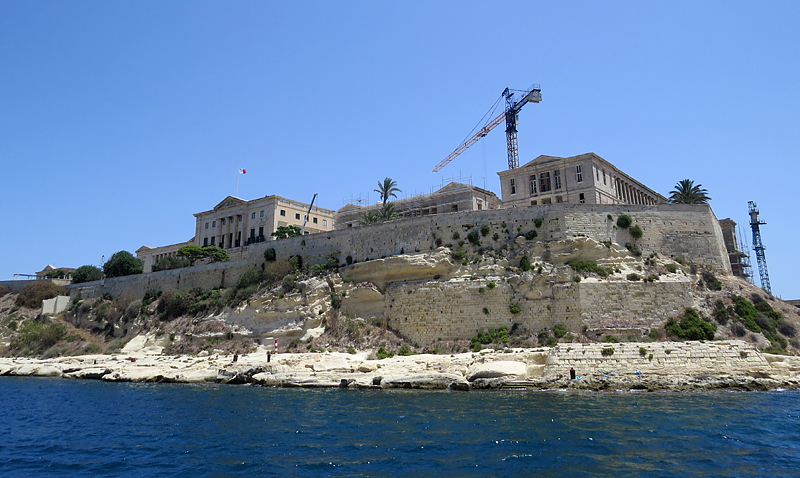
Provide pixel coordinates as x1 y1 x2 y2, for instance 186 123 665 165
384 277 695 344
543 341 769 378
67 204 729 305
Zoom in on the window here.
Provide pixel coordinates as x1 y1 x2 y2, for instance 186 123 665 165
221 218 226 225
258 226 263 237
237 215 241 222
212 220 216 227
529 175 537 195
280 210 286 216
556 196 563 203
553 170 561 190
477 199 482 211
510 178 516 195
531 200 537 205
579 193 585 203
323 219 327 226
220 236 224 248
539 172 551 193
211 236 215 245
203 237 208 246
452 205 458 212
250 228 255 239
596 168 600 180
576 165 583 183
295 213 301 220
260 210 264 217
603 170 607 185
205 223 208 229
251 212 256 219
313 217 318 224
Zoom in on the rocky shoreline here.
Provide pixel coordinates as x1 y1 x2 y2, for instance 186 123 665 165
2 339 800 392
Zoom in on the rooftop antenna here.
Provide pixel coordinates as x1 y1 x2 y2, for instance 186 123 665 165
748 201 771 294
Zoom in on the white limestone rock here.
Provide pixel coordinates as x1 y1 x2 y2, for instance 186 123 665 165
466 361 528 381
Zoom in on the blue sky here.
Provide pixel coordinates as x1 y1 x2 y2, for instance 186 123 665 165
1 1 798 299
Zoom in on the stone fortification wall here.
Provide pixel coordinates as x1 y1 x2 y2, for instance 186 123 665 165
246 203 730 274
384 278 693 345
66 203 728 304
0 280 36 293
67 260 253 301
544 341 769 378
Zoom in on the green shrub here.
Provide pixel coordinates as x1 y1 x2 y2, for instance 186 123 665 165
639 346 648 355
483 307 489 315
467 231 480 245
732 295 761 332
264 248 277 262
603 335 617 343
568 260 611 277
712 300 731 325
616 215 632 229
665 308 716 340
72 265 102 284
520 257 532 271
452 232 460 240
330 290 342 309
152 255 191 272
103 250 143 278
236 267 264 290
538 330 557 347
470 326 510 349
15 282 67 309
534 218 543 228
702 272 722 291
553 324 567 339
398 345 414 356
627 273 641 281
158 289 199 319
480 225 491 236
629 225 643 239
665 263 678 274
487 282 496 289
601 347 614 356
452 250 466 261
509 304 521 314
492 233 499 241
11 320 67 352
625 242 642 256
522 230 537 240
376 346 394 359
645 274 659 282
83 343 102 354
435 237 443 247
347 346 357 354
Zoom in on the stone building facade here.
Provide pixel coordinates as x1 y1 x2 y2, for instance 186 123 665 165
194 195 336 249
136 239 195 274
335 182 501 229
497 152 666 207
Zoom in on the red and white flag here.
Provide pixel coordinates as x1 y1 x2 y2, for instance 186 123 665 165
239 168 247 174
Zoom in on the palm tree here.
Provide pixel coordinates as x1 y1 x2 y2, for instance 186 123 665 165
360 202 399 225
374 177 401 203
668 179 711 204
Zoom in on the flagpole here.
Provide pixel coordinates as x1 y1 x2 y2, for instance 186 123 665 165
236 173 240 197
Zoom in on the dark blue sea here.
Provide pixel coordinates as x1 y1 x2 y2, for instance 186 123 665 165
1 377 799 477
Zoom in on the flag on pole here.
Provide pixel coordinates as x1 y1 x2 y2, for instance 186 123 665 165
239 168 247 174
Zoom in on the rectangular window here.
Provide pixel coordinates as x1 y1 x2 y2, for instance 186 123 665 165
295 213 301 220
205 223 208 229
211 236 215 245
313 217 318 224
576 165 583 183
251 212 256 219
260 210 264 217
323 219 327 226
221 218 226 225
220 236 224 248
539 172 551 193
529 175 537 195
280 210 286 216
579 193 585 203
203 237 208 246
229 233 233 246
603 170 607 185
250 228 255 239
258 226 263 238
212 220 216 227
553 170 561 190
510 178 516 195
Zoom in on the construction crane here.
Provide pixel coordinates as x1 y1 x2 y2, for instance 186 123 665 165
748 201 772 294
433 85 541 173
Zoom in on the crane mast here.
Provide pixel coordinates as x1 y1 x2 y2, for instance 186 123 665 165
433 85 541 173
748 201 772 294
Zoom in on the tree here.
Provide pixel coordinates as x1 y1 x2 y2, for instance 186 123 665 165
152 256 191 272
72 265 102 283
360 202 399 225
272 225 302 239
103 251 143 278
374 177 401 203
177 245 207 266
202 246 230 262
668 179 711 204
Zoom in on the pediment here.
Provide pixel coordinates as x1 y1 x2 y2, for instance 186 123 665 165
214 196 247 210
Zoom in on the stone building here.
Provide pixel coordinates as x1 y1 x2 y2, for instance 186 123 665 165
35 265 75 280
718 218 751 279
137 194 336 273
194 195 336 249
497 152 666 207
335 182 501 229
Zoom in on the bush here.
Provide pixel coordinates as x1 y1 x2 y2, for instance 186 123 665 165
538 330 557 347
601 347 614 356
103 251 143 278
72 265 103 283
645 274 659 282
470 326 510 349
703 272 722 291
15 282 67 309
553 324 567 339
11 320 67 352
629 225 643 239
665 263 678 274
627 273 641 281
616 215 632 229
452 232 460 240
376 346 394 359
330 290 342 310
398 345 414 356
157 289 199 319
83 343 102 354
487 282 496 289
732 295 761 332
452 250 466 261
236 267 264 290
568 260 611 277
435 237 443 247
639 346 648 355
346 255 354 265
467 231 480 245
534 218 543 228
520 257 532 271
509 304 521 314
625 242 642 256
712 300 731 325
665 308 716 341
152 256 191 272
264 248 277 262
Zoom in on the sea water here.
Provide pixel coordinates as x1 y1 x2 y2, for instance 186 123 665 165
1 377 799 477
